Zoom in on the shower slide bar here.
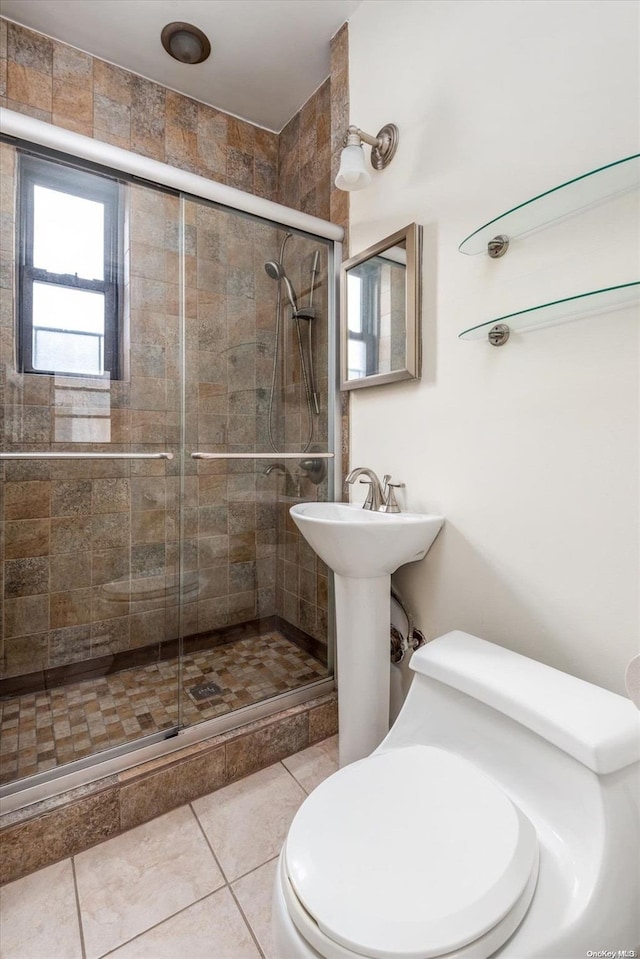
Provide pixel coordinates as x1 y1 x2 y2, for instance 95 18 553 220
191 452 334 459
0 452 174 460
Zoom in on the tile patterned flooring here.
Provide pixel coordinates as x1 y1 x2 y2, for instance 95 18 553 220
0 735 339 959
0 632 328 786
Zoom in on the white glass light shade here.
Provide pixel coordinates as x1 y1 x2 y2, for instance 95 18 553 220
335 144 371 191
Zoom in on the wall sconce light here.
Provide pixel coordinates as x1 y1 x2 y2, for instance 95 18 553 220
335 123 399 191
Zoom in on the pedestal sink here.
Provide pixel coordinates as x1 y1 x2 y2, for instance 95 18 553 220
290 502 444 766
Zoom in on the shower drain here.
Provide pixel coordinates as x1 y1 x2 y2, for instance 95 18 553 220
189 681 223 701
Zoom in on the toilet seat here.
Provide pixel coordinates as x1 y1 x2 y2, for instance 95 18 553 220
284 745 539 959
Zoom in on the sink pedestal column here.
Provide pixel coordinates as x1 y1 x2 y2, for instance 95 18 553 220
334 572 391 767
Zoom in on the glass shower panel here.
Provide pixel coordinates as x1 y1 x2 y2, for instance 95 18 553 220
0 148 183 788
178 198 333 728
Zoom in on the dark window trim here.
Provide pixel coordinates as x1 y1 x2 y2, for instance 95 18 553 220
17 150 124 379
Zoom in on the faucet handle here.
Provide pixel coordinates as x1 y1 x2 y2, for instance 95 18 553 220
382 478 405 513
358 478 375 510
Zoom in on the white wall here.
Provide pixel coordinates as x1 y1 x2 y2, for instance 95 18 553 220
346 0 639 695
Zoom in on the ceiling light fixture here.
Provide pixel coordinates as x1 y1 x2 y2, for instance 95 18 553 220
334 123 399 191
161 22 211 65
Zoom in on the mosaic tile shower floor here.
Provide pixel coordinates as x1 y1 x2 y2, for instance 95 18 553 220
0 631 327 786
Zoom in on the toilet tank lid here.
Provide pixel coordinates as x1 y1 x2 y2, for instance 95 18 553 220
411 632 640 775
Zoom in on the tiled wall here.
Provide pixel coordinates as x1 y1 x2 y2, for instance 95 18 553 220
0 20 279 198
271 26 351 639
329 24 350 248
0 147 331 678
264 227 331 642
329 24 350 484
0 18 349 680
278 79 331 219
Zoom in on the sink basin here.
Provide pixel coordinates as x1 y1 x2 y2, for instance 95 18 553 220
290 502 444 578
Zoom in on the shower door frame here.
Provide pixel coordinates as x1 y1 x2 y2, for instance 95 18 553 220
0 107 342 810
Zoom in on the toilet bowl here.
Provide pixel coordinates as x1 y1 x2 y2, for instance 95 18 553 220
273 631 640 958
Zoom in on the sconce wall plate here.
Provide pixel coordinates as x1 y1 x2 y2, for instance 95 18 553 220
370 124 399 170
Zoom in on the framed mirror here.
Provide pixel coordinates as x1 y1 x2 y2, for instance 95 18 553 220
340 222 422 390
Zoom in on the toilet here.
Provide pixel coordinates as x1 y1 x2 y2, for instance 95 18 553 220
273 631 640 958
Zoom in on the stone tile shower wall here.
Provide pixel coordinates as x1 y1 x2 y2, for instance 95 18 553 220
0 21 279 197
0 164 283 679
269 229 331 644
271 26 350 643
183 199 285 636
0 18 349 679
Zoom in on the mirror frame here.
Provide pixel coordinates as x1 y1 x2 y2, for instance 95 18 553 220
340 222 422 391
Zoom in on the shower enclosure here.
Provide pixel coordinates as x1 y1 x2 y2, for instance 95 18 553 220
0 110 341 798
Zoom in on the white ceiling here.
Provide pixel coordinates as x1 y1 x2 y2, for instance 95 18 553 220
2 0 362 132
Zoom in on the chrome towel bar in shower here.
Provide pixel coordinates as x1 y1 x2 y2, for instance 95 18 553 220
0 452 174 460
190 452 334 459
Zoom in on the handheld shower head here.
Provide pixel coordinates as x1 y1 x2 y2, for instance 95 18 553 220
264 260 282 281
264 259 298 312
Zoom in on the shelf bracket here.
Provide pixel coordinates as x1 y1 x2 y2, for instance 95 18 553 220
488 234 509 258
488 323 510 346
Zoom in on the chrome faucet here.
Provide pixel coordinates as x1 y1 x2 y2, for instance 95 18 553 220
344 467 386 511
345 467 406 512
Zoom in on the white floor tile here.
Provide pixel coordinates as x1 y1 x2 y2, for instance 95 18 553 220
282 735 339 794
0 859 82 959
74 805 224 959
107 888 261 959
193 762 305 882
232 858 279 959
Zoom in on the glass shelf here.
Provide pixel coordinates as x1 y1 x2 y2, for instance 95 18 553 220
458 281 640 342
459 154 640 256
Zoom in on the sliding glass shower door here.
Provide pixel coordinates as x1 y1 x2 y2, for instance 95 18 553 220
0 160 184 786
177 198 334 730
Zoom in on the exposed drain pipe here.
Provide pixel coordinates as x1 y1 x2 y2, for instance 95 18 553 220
390 585 426 663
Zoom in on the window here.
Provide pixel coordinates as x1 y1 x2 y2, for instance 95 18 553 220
18 153 123 378
346 261 380 379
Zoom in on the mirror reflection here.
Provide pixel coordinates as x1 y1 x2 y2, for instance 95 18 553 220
341 223 421 390
346 242 407 380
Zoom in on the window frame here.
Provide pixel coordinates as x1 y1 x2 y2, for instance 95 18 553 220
17 151 123 379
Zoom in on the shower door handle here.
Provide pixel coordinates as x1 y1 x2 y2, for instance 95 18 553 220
0 452 174 460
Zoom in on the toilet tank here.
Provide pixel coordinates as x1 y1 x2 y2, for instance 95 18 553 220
382 631 640 776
